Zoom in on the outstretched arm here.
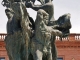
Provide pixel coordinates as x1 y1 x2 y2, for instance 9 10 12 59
25 2 51 11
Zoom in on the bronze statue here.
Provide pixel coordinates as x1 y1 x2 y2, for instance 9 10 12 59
30 9 63 60
2 0 72 60
26 0 59 60
3 1 34 60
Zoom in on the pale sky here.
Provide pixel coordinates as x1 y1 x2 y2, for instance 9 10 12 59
0 0 80 33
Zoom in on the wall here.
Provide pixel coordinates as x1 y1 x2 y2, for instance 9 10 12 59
0 33 80 60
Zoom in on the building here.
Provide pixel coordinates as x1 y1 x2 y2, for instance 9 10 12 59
56 33 80 60
0 33 8 60
0 33 80 60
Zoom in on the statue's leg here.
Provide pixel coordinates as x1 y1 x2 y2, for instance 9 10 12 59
5 43 13 60
20 44 28 60
47 49 52 60
5 35 21 60
10 33 22 60
36 9 49 21
34 49 43 60
20 36 29 60
51 35 57 60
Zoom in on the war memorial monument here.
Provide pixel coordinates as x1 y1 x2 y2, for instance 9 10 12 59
1 0 72 60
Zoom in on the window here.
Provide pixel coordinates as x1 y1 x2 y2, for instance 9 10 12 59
0 57 5 60
57 57 63 60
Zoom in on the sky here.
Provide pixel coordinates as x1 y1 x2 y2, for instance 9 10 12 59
0 0 80 33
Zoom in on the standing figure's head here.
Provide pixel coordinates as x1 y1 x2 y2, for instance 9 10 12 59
5 8 14 19
36 9 49 25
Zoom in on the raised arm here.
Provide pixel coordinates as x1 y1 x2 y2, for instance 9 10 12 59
25 1 52 11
